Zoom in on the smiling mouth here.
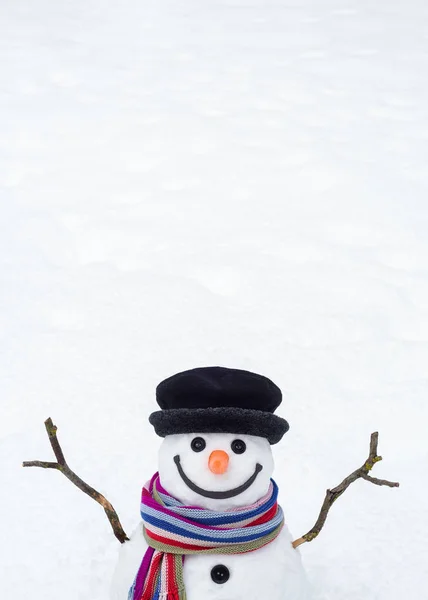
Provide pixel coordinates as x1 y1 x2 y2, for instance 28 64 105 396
173 455 263 499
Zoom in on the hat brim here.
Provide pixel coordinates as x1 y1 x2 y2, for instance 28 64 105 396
149 406 289 445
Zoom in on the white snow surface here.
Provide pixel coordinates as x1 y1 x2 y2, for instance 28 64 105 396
1 0 428 598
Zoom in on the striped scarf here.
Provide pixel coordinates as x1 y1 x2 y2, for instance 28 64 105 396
129 472 284 600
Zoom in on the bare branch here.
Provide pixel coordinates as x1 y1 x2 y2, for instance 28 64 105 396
292 432 399 549
369 431 378 457
23 418 129 544
22 461 59 469
361 473 399 488
45 417 66 465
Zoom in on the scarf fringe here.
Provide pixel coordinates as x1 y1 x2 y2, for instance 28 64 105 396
158 590 186 600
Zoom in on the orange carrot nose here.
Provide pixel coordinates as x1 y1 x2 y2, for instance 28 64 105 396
208 450 229 475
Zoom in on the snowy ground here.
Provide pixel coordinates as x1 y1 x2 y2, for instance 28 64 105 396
1 0 428 598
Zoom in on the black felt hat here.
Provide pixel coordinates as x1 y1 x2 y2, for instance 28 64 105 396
149 366 289 445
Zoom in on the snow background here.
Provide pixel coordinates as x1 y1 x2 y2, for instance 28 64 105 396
1 0 428 598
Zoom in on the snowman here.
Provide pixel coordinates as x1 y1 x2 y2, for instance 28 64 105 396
111 366 310 600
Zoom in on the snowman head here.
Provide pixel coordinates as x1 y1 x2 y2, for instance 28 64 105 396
150 366 289 510
158 432 274 510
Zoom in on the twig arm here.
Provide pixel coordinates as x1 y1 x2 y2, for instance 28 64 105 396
292 432 399 549
23 418 129 544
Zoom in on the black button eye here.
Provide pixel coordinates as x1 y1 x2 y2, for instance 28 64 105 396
231 439 246 454
191 437 206 452
211 564 230 584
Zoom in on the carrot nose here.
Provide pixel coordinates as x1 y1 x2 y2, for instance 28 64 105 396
208 450 229 475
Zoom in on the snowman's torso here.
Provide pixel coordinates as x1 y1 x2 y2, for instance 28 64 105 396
111 521 309 600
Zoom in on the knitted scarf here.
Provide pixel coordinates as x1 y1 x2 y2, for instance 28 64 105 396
129 472 284 600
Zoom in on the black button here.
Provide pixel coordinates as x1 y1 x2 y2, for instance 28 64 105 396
211 564 230 584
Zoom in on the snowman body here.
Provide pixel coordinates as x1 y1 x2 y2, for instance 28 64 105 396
111 432 310 600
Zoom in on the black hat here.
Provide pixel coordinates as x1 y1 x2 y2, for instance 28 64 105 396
149 366 289 445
